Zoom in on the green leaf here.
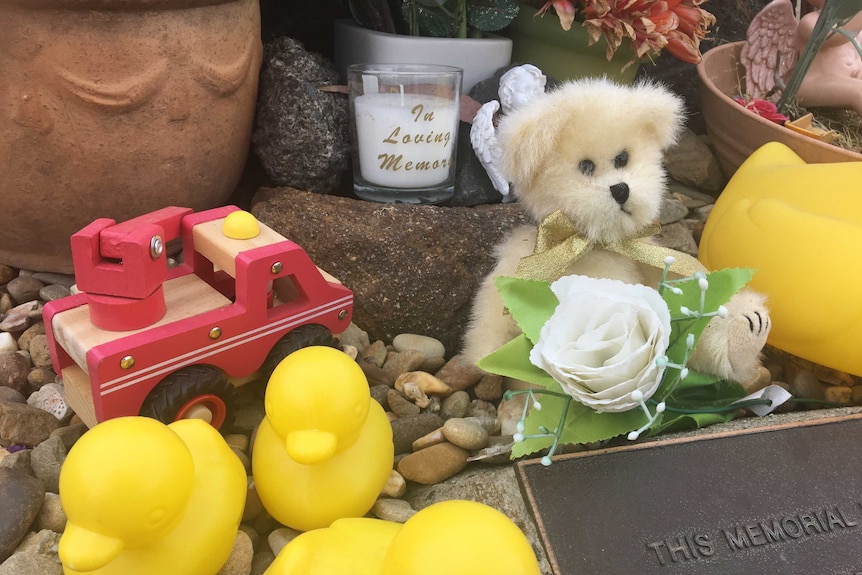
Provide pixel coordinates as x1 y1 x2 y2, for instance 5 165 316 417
511 394 649 459
467 0 521 32
656 268 754 400
476 334 558 388
494 276 558 344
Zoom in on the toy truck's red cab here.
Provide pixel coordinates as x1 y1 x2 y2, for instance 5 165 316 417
44 205 353 429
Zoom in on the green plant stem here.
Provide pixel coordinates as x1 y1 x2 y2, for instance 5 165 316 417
458 0 468 38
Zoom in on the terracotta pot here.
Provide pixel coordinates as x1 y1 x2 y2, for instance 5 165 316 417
697 41 862 179
0 0 262 273
333 20 512 93
504 5 639 84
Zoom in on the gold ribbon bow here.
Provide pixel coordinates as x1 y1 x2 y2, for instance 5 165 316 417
515 210 706 282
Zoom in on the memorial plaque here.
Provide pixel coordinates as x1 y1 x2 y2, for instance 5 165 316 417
516 412 862 575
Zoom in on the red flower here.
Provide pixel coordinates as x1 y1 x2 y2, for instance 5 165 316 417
536 0 715 67
733 98 789 125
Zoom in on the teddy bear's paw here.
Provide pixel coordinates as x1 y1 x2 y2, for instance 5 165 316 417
688 289 771 385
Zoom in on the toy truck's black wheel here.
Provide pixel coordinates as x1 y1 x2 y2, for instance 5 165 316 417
262 324 339 376
139 365 237 430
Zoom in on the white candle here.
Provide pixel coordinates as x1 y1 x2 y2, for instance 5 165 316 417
353 92 458 189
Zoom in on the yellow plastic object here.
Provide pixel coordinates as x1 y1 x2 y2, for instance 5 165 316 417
252 346 394 532
265 517 402 575
58 417 246 575
382 500 542 575
699 141 862 375
222 210 260 239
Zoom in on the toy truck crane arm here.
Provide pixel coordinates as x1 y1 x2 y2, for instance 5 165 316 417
70 206 193 331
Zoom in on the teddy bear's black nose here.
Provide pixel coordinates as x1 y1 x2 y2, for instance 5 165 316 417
610 183 629 205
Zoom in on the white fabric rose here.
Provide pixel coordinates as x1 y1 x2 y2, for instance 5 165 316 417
529 275 671 413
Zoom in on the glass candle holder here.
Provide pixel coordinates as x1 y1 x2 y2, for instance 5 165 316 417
348 64 462 204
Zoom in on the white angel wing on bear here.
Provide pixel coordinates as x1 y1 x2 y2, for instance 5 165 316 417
469 64 547 199
740 0 799 99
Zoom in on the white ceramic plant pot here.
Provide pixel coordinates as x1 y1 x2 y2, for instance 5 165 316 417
333 19 512 92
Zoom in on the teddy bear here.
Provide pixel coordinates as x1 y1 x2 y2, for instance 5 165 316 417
462 77 771 389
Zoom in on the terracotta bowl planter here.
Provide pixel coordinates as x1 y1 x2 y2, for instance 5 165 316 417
0 0 262 273
697 41 862 179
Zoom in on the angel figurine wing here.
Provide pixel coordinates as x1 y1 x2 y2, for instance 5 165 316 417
470 100 510 197
741 0 799 98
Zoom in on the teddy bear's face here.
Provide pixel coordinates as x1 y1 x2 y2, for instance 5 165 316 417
522 128 668 245
498 78 683 246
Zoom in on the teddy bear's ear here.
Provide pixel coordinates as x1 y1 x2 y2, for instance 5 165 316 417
628 81 686 149
496 102 563 189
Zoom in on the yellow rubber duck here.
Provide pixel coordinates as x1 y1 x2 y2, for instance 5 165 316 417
252 346 394 532
58 417 246 575
699 141 862 375
265 500 541 575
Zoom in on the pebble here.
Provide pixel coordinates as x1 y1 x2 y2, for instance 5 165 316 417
242 477 265 522
419 355 447 372
0 403 62 446
361 340 388 368
789 369 827 401
371 498 416 523
0 302 37 333
369 384 389 409
250 551 275 575
216 530 253 575
26 369 55 391
29 436 66 494
380 469 407 498
29 273 75 289
5 278 43 306
48 423 87 452
392 333 445 359
0 551 63 575
14 325 44 356
0 266 14 287
440 390 470 419
825 386 852 405
0 294 11 315
396 442 469 485
0 335 15 355
434 355 484 393
382 350 425 379
394 371 451 397
411 427 446 452
0 468 45 563
27 384 69 421
267 527 300 556
37 285 70 303
32 493 65 533
386 389 420 417
659 196 690 225
0 387 25 405
0 451 33 476
474 373 503 401
225 434 249 452
390 413 444 455
336 323 370 353
15 529 60 557
442 418 489 451
359 361 395 387
467 399 497 419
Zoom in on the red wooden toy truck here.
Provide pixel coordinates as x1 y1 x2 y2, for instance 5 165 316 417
44 205 353 429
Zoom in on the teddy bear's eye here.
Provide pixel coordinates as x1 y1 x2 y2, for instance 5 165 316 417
578 159 595 176
613 150 629 169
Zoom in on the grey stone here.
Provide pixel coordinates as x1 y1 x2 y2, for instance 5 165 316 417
654 222 699 257
5 278 43 306
252 37 349 194
48 422 88 452
0 551 63 575
37 285 70 303
251 188 530 354
392 333 445 359
658 196 689 225
386 389 420 418
29 436 66 494
32 493 66 534
0 450 33 476
25 336 51 370
406 465 553 575
371 498 416 523
390 412 444 455
250 551 275 575
440 390 470 419
664 128 726 193
0 388 25 405
0 468 45 563
29 273 75 290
